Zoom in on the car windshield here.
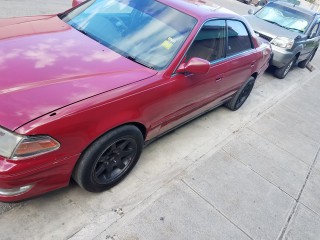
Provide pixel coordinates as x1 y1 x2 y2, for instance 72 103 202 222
255 2 313 33
60 0 197 70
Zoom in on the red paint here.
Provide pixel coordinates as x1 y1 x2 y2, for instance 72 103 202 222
0 0 271 202
177 58 210 74
72 0 83 8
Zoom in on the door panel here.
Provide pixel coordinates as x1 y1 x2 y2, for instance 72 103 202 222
159 20 227 133
159 61 228 133
218 20 257 95
218 50 257 96
300 23 320 60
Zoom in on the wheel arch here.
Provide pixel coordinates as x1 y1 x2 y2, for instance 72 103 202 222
295 52 301 61
71 121 147 180
81 121 147 156
251 72 258 79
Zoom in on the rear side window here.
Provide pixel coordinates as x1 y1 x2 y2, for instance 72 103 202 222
227 20 252 56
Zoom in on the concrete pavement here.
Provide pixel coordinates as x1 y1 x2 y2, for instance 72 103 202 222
0 0 320 239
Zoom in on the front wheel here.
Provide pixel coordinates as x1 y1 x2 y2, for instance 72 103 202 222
73 125 143 192
225 76 255 111
274 56 297 79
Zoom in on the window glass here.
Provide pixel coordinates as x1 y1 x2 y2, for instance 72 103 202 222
227 20 252 56
61 0 197 70
186 20 226 62
255 2 312 33
310 23 319 37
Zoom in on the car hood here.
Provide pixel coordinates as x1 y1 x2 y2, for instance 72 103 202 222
0 16 157 131
244 15 302 39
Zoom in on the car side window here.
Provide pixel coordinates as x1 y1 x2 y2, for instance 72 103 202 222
186 20 226 62
226 20 253 56
310 23 320 37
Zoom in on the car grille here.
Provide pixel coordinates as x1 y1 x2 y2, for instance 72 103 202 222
256 32 273 42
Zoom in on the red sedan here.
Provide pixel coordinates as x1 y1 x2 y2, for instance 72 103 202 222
0 0 271 202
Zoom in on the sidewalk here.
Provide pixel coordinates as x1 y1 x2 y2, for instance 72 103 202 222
91 72 320 240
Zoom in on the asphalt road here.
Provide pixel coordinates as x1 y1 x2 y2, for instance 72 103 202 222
0 0 255 18
212 0 256 15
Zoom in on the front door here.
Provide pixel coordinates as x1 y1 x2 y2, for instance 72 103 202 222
159 20 229 133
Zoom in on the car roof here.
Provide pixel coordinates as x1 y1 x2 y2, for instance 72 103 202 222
157 0 242 21
272 1 320 17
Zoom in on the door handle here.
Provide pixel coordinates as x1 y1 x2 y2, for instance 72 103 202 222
250 61 256 68
216 74 223 82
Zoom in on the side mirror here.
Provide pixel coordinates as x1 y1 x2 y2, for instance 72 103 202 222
248 9 255 15
72 0 85 7
176 58 210 75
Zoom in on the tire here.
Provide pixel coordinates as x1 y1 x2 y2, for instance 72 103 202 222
225 76 255 111
274 56 297 79
73 125 143 192
298 49 317 69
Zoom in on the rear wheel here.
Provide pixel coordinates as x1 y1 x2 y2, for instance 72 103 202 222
73 125 143 192
225 76 255 111
274 56 297 79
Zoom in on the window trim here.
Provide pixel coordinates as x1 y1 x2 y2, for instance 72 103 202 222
226 19 254 58
186 19 227 63
173 17 256 75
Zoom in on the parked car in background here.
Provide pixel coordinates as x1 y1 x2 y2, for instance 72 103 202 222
238 0 254 5
253 0 266 6
245 1 320 78
253 0 300 7
0 0 271 202
239 0 301 7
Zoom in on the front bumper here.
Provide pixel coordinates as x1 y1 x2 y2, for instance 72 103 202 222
0 154 80 202
271 45 295 69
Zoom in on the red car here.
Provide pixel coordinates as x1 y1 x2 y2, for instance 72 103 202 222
0 0 271 202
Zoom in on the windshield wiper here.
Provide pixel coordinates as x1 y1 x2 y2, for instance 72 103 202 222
125 55 155 70
284 27 303 33
264 20 284 28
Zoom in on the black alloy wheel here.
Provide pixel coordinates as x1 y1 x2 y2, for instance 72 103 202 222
73 125 143 192
225 76 255 111
92 137 137 185
235 80 254 109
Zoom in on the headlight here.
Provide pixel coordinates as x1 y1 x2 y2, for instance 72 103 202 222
271 37 294 49
0 127 60 160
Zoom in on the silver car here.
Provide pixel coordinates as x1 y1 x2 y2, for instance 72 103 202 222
245 1 320 78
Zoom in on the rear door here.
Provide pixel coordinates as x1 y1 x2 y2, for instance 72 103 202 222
218 20 257 96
